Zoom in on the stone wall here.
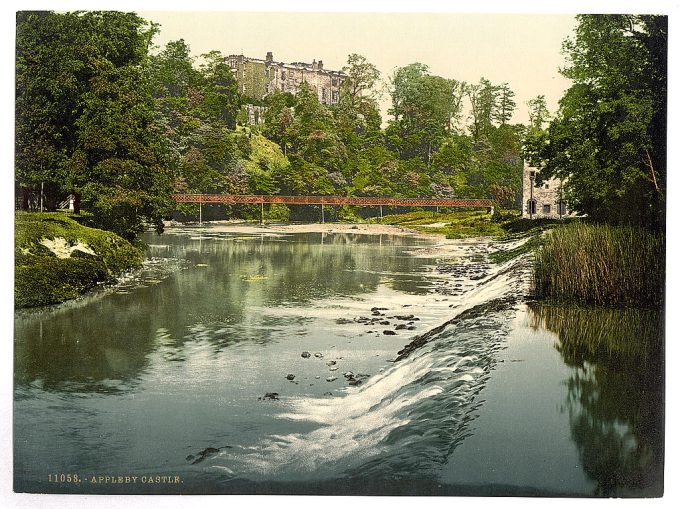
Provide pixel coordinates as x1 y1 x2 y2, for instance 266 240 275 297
227 53 344 105
522 162 573 219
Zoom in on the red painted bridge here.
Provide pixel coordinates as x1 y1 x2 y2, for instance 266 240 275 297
172 194 492 208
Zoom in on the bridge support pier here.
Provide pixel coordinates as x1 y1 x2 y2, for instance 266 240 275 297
380 205 383 223
260 202 264 225
199 202 202 225
321 203 325 224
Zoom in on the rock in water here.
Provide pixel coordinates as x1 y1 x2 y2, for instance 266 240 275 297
261 392 279 400
326 376 337 382
383 330 397 335
301 351 311 358
286 374 295 380
189 447 223 464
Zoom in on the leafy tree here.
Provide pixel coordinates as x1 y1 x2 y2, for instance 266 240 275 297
387 63 466 162
16 11 173 238
340 53 381 107
531 15 666 229
467 78 498 144
197 50 241 128
149 39 200 99
261 90 296 154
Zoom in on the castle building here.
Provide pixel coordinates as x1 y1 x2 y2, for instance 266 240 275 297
522 161 572 219
226 52 346 105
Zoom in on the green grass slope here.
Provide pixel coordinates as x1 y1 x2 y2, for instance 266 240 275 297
15 212 143 308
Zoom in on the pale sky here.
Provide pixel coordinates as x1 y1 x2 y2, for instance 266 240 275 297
140 11 578 126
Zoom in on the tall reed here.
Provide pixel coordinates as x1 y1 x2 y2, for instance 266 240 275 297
533 223 664 308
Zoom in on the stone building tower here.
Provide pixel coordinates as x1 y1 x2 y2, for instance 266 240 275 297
522 161 572 219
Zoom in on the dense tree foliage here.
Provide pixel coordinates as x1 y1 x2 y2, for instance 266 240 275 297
16 11 173 239
526 15 666 230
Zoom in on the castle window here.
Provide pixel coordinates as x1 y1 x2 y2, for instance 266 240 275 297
544 183 550 189
558 201 567 216
281 71 286 81
543 204 551 214
332 78 338 86
527 199 536 215
332 90 339 102
322 88 327 101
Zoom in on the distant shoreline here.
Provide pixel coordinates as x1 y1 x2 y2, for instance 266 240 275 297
162 221 491 260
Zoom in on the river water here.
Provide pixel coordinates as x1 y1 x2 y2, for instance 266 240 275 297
13 226 664 496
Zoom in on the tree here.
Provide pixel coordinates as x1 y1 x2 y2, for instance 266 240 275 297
467 78 498 144
495 83 516 126
340 53 381 107
387 63 466 162
16 11 173 238
532 15 666 229
526 95 551 130
197 50 241 128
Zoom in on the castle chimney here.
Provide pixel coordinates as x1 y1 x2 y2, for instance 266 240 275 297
266 51 273 63
318 60 323 70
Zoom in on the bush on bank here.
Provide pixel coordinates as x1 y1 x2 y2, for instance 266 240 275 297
15 212 143 308
533 222 664 309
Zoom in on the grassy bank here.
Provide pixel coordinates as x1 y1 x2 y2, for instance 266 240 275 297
15 212 143 308
533 223 664 309
369 210 510 238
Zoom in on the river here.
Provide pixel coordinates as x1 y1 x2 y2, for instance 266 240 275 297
13 225 664 496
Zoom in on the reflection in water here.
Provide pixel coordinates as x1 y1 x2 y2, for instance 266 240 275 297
14 232 434 394
528 304 664 496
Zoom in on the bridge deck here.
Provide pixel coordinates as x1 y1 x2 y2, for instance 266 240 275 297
173 194 492 208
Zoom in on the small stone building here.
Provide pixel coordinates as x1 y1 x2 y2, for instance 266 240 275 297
522 162 572 219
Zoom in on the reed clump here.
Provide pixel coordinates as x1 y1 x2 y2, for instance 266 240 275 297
533 223 664 308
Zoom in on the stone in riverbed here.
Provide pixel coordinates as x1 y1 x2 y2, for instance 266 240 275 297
314 352 324 358
301 351 311 358
327 360 336 366
260 392 279 401
187 447 221 464
286 374 295 380
326 376 337 382
383 330 397 335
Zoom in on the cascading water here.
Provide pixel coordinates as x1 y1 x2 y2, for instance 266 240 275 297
192 248 532 484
